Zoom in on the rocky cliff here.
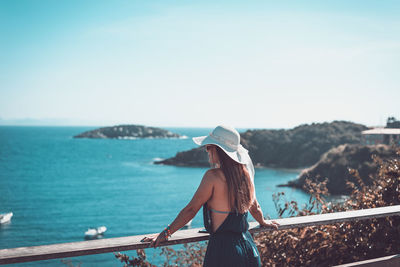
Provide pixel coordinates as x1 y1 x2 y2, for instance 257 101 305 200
157 147 210 167
74 125 180 139
283 144 398 195
155 121 368 168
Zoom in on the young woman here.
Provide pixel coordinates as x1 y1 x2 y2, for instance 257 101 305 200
142 125 278 266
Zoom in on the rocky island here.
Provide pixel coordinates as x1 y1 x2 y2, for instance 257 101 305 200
155 121 368 168
282 144 398 195
74 125 180 139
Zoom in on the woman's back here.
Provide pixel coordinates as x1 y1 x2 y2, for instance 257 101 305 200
205 168 231 232
203 168 259 267
206 167 253 233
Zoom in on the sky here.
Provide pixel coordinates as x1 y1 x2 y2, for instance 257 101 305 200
0 0 399 128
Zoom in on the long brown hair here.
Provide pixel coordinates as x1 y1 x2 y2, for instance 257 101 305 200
214 146 254 213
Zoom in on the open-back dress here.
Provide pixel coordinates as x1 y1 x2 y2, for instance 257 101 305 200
202 204 261 267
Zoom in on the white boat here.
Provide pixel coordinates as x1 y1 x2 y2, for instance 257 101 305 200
0 212 13 224
185 219 192 227
84 226 107 237
182 219 192 229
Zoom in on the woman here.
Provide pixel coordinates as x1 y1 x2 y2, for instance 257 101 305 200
142 125 279 266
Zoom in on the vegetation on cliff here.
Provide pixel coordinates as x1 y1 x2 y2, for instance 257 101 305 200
74 125 180 139
241 120 367 168
285 144 398 195
156 121 368 168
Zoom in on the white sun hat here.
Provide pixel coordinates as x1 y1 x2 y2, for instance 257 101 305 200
192 125 255 179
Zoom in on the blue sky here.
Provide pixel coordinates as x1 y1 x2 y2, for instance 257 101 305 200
1 0 399 128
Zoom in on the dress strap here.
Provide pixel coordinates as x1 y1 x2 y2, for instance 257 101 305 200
209 208 231 214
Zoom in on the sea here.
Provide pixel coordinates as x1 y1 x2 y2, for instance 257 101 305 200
0 126 310 266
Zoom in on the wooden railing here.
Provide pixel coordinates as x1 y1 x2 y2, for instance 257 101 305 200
1 205 400 265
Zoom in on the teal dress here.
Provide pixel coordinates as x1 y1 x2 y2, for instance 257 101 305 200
203 205 261 267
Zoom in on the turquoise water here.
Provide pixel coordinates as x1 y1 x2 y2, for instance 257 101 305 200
0 126 309 266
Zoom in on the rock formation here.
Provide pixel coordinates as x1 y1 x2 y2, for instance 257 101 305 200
74 125 180 139
156 147 210 167
283 144 398 195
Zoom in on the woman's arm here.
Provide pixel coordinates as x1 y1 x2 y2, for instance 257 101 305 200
249 198 279 229
168 171 213 233
147 169 216 247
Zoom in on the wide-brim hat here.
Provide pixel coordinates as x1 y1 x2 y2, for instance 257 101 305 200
192 125 249 165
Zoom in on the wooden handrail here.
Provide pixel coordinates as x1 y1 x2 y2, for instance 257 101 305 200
334 254 400 267
1 205 400 265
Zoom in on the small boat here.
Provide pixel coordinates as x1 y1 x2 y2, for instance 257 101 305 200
0 212 13 224
182 219 193 229
84 226 107 238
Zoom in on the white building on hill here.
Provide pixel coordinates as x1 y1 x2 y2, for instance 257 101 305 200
362 128 400 146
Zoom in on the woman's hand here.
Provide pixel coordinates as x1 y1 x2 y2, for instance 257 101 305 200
140 231 167 248
260 219 280 230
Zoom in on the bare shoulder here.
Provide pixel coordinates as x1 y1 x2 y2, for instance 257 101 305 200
203 168 224 182
204 168 224 180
